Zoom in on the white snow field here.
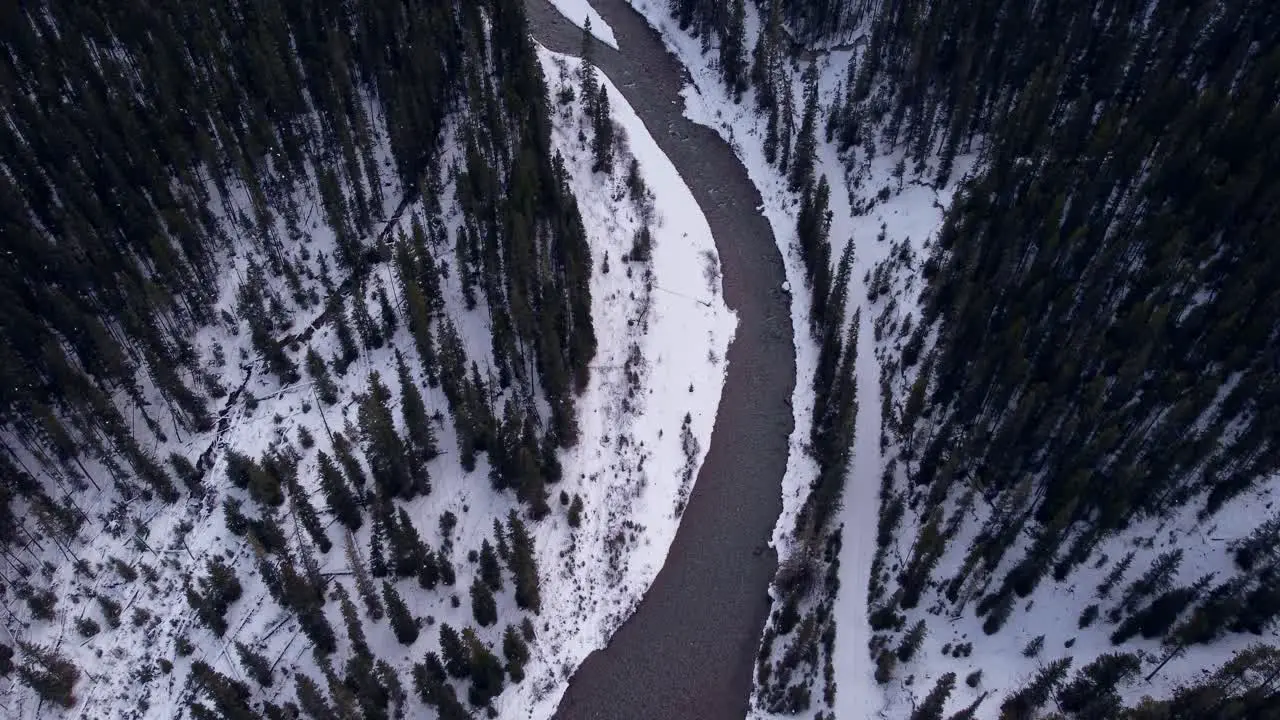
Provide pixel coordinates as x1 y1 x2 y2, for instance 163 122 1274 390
1 43 730 720
547 0 619 49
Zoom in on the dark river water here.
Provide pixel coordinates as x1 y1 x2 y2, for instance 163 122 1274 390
524 1 797 718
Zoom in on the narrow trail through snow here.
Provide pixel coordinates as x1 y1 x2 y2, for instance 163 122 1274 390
525 1 796 718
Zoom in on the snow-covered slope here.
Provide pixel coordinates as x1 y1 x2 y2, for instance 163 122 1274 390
1 41 731 720
548 0 619 49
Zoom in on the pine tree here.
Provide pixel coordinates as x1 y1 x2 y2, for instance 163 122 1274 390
1000 658 1071 720
295 672 338 720
332 434 368 489
471 577 498 627
464 628 505 707
479 539 504 590
344 531 384 619
502 624 530 683
281 457 331 552
579 18 598 105
358 372 416 499
15 643 79 708
306 348 339 405
335 584 371 657
383 582 418 645
190 661 256 720
507 511 542 612
235 641 274 687
591 86 615 174
789 62 820 193
438 624 471 678
318 452 363 531
911 672 956 720
897 619 927 662
719 0 748 99
1057 652 1141 717
395 349 438 475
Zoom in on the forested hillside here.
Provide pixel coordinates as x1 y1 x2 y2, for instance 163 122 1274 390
0 0 735 717
635 0 1280 717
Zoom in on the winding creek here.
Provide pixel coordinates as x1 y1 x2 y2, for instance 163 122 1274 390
524 1 796 717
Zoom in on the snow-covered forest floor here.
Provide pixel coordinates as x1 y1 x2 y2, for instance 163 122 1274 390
2 38 732 720
622 2 1280 718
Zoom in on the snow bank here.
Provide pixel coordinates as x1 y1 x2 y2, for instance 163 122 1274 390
501 45 736 718
548 0 619 49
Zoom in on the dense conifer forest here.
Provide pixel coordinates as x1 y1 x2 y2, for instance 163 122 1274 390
644 0 1280 716
0 0 616 715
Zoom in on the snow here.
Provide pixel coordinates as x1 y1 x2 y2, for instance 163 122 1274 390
1 44 733 720
501 44 736 717
617 2 1280 717
618 2 962 716
547 0 619 49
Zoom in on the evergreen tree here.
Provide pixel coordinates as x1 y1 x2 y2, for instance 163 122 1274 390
395 349 438 481
382 581 418 645
591 86 615 174
438 624 471 678
306 348 340 405
502 624 530 683
294 672 338 720
911 672 956 720
471 577 498 627
358 372 416 499
15 643 79 708
464 628 505 707
479 539 504 591
506 511 542 613
1000 658 1071 720
719 0 748 99
789 62 820 193
318 452 362 531
235 641 274 687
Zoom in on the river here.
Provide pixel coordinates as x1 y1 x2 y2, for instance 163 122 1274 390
524 1 797 718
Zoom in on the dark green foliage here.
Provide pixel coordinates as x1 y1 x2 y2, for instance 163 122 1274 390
306 348 340 405
479 539 504 591
383 581 418 645
15 643 79 708
75 617 100 638
568 494 584 527
471 577 498 627
502 624 530 683
464 628 505 707
1079 604 1100 629
896 619 926 662
25 588 57 621
295 673 336 720
911 672 956 720
186 558 242 636
1057 652 1141 718
506 511 542 613
358 372 418 500
317 451 362 531
234 641 273 687
395 350 438 477
190 661 256 719
439 624 470 678
999 658 1070 720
